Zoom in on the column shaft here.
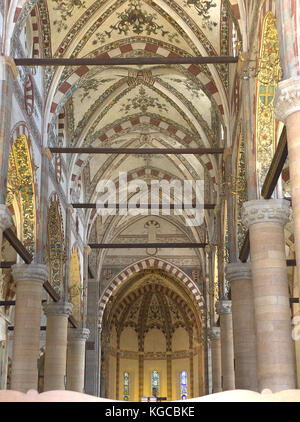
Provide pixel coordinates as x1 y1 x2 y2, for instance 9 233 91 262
226 263 258 391
43 302 72 391
209 327 221 393
216 301 235 391
242 199 295 392
66 328 89 392
11 264 49 392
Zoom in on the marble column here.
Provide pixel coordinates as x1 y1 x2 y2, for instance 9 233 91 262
11 264 49 392
208 327 222 393
216 300 235 391
226 262 258 391
275 78 300 300
242 199 296 392
66 328 90 392
43 301 73 391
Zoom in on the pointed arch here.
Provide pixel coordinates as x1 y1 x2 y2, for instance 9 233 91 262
98 257 205 330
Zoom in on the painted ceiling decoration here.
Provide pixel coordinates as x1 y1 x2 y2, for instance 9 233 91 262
10 0 241 276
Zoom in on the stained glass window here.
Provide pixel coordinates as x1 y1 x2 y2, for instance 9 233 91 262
123 372 129 400
151 371 159 397
181 370 188 400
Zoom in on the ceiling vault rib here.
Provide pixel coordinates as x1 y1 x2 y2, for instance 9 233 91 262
14 56 238 67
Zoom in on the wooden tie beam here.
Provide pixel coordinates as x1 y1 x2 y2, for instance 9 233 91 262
14 56 238 67
89 243 207 249
72 203 216 210
50 147 224 155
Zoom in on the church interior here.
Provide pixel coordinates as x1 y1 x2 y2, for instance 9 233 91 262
0 0 300 402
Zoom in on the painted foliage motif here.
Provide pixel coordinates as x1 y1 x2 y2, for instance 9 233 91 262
256 12 282 191
6 135 36 255
47 200 64 295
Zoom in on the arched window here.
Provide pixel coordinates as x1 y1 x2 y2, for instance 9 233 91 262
151 371 159 397
180 370 188 400
123 372 129 400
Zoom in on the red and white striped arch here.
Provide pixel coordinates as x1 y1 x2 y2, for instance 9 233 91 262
47 41 225 132
29 7 40 58
98 257 205 329
69 116 218 192
9 121 31 144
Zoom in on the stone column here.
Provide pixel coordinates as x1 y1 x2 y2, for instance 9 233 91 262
226 262 258 391
208 327 222 393
66 328 90 392
11 264 49 392
275 78 300 300
43 301 73 391
216 300 235 391
242 199 296 392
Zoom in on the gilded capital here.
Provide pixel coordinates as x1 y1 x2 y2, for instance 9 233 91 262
208 327 220 341
226 262 252 283
12 264 49 284
43 301 73 317
242 199 290 229
216 300 232 315
0 205 13 231
274 77 300 123
68 327 90 342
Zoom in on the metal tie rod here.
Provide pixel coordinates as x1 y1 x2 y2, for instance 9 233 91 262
14 56 238 67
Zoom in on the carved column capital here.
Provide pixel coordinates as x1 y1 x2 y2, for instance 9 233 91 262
242 199 290 229
208 327 220 341
0 56 18 79
43 301 73 317
274 76 300 123
225 262 252 283
12 264 49 284
0 205 12 231
68 328 90 342
216 300 232 315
